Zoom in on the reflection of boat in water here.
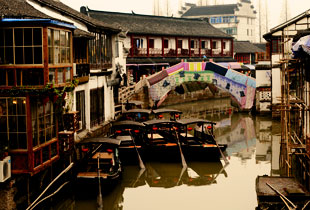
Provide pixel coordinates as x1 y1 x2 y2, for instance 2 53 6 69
144 161 227 188
185 161 227 186
145 162 185 188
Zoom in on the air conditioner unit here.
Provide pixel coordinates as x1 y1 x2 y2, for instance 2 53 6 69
0 156 11 182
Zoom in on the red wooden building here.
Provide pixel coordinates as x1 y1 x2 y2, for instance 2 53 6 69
0 1 76 175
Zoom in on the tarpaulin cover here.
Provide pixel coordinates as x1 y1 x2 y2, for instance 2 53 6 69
147 70 168 85
292 35 310 58
205 62 228 76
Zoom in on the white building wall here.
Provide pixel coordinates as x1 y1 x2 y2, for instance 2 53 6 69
29 0 119 133
154 38 162 49
115 35 127 75
235 3 256 42
256 70 271 87
182 1 257 42
271 67 281 105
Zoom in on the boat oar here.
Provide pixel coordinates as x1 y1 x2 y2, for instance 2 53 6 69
97 156 103 209
173 128 187 168
132 168 146 188
208 131 229 165
176 165 187 186
266 182 297 210
129 130 145 169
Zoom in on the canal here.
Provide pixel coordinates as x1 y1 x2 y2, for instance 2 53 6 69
45 98 281 210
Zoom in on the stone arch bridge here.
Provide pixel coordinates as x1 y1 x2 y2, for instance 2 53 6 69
121 62 256 110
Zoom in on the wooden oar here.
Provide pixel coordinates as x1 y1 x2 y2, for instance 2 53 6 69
129 131 145 169
174 128 187 168
132 168 146 187
266 182 297 210
97 156 103 209
208 132 229 165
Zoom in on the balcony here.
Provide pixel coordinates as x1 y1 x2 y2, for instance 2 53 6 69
75 63 90 84
256 52 270 62
128 47 232 58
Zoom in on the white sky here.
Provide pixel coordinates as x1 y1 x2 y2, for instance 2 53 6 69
61 0 310 30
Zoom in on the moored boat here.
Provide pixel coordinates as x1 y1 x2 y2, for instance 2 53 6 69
143 119 182 161
256 176 310 209
176 118 227 161
75 137 122 193
152 108 182 121
111 120 146 164
121 109 152 122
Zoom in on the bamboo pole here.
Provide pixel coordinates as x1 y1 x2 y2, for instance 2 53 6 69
26 162 74 210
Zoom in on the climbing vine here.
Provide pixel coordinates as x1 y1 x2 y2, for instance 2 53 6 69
0 79 79 114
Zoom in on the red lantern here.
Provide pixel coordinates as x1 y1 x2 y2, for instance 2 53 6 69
116 130 122 134
82 148 89 152
187 127 193 131
134 130 140 133
152 127 158 131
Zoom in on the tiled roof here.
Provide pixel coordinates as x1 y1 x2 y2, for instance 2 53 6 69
182 4 238 17
32 0 120 32
0 0 50 19
253 43 266 51
84 8 232 38
234 41 265 53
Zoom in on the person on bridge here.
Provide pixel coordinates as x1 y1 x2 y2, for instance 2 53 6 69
122 73 128 87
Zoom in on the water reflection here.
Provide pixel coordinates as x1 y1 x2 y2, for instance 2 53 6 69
70 160 226 210
49 99 281 210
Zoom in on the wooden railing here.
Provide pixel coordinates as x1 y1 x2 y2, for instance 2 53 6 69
118 84 136 104
129 47 232 57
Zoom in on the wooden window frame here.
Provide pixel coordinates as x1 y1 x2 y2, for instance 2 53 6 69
48 28 71 65
31 99 56 149
0 27 43 65
149 39 155 49
0 97 27 150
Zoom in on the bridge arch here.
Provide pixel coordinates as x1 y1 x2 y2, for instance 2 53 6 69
145 62 256 110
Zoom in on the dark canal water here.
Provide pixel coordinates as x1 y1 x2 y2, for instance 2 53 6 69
47 98 281 210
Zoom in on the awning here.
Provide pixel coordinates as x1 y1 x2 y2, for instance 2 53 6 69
217 62 242 69
243 64 255 70
0 18 76 29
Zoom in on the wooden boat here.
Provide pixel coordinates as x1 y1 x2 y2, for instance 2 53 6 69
111 120 146 163
152 108 182 121
76 137 122 191
143 119 182 161
256 176 310 209
121 109 152 122
123 100 143 110
176 118 227 161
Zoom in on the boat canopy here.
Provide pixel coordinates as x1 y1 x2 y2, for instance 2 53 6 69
177 118 216 125
152 109 182 115
79 137 121 145
123 109 152 114
112 120 145 127
143 119 178 126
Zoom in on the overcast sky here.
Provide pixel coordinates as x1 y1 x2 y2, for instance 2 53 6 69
61 0 310 29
